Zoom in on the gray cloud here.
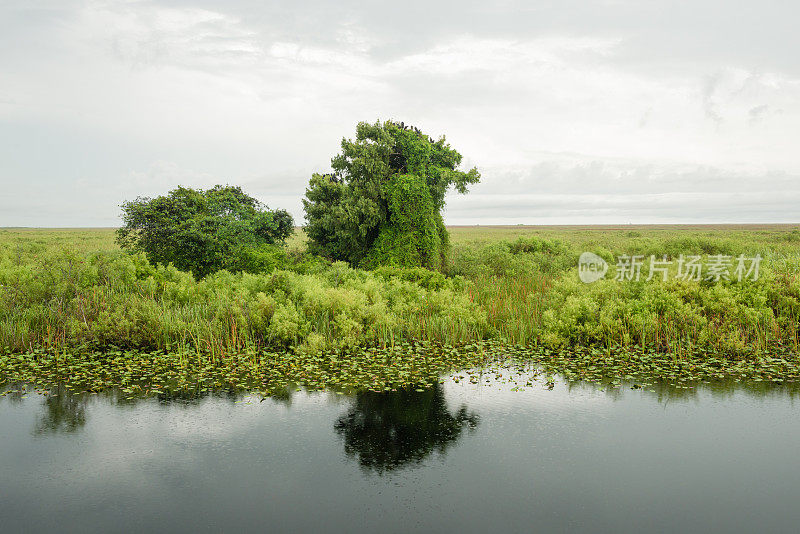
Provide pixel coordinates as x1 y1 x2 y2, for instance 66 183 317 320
443 161 800 224
1 0 799 226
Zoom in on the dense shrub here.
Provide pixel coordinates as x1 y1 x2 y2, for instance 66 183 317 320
0 243 489 354
117 185 293 278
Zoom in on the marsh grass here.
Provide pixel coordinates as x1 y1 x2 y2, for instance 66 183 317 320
447 225 800 355
0 229 489 355
1 225 800 379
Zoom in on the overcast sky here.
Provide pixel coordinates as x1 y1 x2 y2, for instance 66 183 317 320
1 0 798 226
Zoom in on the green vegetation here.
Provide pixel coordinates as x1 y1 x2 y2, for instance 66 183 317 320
0 231 484 355
303 120 479 270
0 342 488 398
2 224 800 396
446 225 800 356
118 185 293 278
4 226 800 357
4 341 800 403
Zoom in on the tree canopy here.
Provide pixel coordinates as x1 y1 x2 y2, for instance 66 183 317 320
303 120 480 270
117 185 293 278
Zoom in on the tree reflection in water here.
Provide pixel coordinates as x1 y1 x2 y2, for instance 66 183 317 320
34 385 88 435
334 384 479 474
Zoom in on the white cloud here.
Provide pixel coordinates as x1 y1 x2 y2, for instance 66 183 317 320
1 1 799 226
386 36 621 75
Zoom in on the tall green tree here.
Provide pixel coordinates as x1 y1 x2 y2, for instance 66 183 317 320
303 120 480 270
117 185 293 278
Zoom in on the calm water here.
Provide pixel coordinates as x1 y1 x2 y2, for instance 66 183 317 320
2 375 800 533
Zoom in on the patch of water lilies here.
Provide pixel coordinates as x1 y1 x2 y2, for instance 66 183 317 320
0 341 489 400
489 344 800 393
1 341 799 400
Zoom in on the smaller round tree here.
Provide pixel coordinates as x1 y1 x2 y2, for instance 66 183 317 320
117 185 293 278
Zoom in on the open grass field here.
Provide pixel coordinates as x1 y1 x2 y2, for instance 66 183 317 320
7 223 800 250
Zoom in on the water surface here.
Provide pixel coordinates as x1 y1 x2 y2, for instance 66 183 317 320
2 376 799 533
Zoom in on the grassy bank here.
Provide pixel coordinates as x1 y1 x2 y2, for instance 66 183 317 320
2 226 800 355
2 225 800 392
447 225 800 354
